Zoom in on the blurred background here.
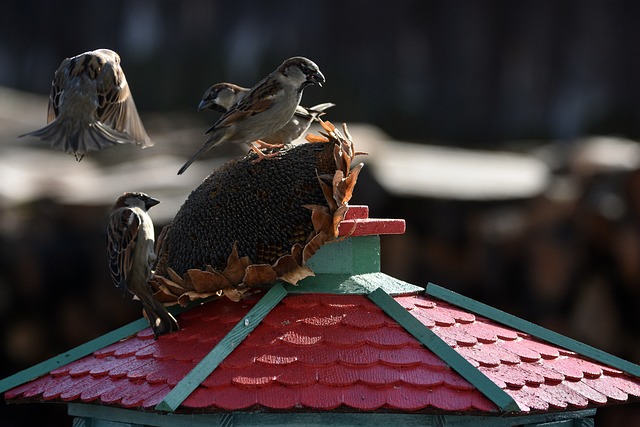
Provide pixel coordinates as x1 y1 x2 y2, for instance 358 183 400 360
1 0 640 425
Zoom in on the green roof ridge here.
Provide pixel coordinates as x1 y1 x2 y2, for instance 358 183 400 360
0 295 216 395
288 272 423 295
367 288 521 413
426 283 640 378
0 317 150 394
155 283 288 412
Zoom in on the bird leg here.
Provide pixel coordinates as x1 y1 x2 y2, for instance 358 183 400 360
248 142 281 163
254 139 285 149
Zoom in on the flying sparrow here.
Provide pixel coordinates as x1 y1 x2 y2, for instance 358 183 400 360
20 49 153 161
197 82 334 146
107 192 179 338
178 56 325 174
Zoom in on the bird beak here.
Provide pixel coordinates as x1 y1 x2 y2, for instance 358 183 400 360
145 197 161 210
308 71 325 87
197 99 211 112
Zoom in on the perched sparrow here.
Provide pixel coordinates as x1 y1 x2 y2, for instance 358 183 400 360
197 82 334 146
178 56 325 174
107 192 178 338
21 49 153 161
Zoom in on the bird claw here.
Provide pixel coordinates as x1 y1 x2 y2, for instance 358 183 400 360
250 150 281 164
248 142 281 163
254 139 285 149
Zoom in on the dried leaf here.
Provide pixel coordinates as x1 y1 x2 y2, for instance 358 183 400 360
272 254 300 277
291 243 304 265
317 173 335 183
337 217 359 239
309 207 332 235
178 291 220 307
342 163 364 204
152 274 185 295
332 204 349 237
334 142 348 172
185 269 232 293
317 174 337 211
332 170 347 206
279 265 315 285
342 148 352 173
223 288 247 302
303 231 330 263
166 267 185 287
332 169 345 187
320 120 336 133
153 286 179 304
342 123 353 143
243 264 278 288
222 242 252 284
305 133 329 143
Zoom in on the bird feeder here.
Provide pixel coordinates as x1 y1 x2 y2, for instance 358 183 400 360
2 204 639 426
2 122 639 426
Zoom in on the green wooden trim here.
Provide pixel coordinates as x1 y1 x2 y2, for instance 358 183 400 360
351 235 381 274
0 295 218 395
305 235 381 275
69 403 228 427
68 403 596 427
295 272 423 295
367 288 521 413
155 284 288 413
426 283 640 378
228 410 596 427
0 317 150 394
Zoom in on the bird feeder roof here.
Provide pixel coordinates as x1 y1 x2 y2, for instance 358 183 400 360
2 206 639 418
4 289 640 414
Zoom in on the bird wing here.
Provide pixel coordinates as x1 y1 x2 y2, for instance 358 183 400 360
95 55 153 147
306 102 336 115
46 57 71 122
206 79 281 134
107 207 142 293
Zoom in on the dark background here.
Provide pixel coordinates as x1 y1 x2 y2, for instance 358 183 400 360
1 0 639 425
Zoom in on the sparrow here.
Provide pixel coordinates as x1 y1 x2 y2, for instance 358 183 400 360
197 82 334 146
178 56 325 175
20 49 153 161
107 192 179 338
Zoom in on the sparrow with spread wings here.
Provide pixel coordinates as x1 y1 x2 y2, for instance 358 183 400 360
177 56 325 174
21 49 152 161
107 192 178 338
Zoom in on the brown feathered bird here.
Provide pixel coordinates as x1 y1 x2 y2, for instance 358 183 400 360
21 49 153 161
107 192 178 338
197 82 334 146
177 56 325 174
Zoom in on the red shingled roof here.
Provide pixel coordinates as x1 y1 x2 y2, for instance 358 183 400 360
6 292 640 413
4 206 639 415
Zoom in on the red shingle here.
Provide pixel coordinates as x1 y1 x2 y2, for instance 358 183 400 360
5 292 639 415
78 376 118 403
342 383 387 410
88 356 127 376
498 339 542 362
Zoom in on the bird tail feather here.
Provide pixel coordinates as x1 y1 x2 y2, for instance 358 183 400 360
20 118 144 161
177 143 210 175
139 293 180 338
